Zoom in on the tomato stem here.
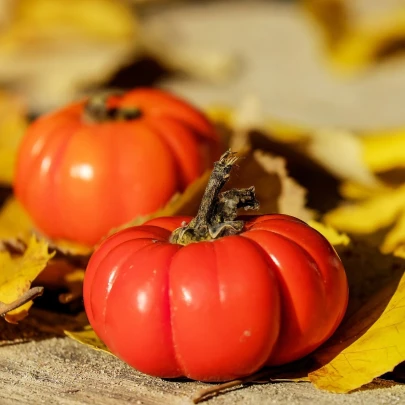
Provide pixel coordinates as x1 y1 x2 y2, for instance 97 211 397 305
83 92 142 123
171 150 259 245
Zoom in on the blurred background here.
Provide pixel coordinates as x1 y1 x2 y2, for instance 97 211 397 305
2 0 405 197
1 0 405 125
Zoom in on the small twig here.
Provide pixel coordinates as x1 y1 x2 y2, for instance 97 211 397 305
192 368 306 404
193 380 244 404
192 369 272 404
0 286 44 317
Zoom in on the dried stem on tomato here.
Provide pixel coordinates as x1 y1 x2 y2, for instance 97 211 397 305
83 92 142 123
171 150 259 245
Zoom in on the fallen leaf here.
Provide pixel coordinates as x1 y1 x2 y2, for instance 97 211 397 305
209 100 379 188
338 180 390 201
325 185 405 235
309 270 405 393
65 325 112 355
303 0 405 74
362 128 405 174
0 236 54 323
381 209 405 254
307 220 350 248
303 128 379 187
242 150 314 221
0 91 28 185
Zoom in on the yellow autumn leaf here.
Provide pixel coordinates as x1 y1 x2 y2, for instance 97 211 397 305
303 0 405 74
362 129 405 173
394 245 405 260
338 180 390 201
65 325 112 355
307 220 350 248
325 185 405 234
381 209 405 254
0 91 28 185
309 270 405 393
0 236 54 323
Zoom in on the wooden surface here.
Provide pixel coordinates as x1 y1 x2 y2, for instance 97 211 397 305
0 329 404 405
2 1 405 404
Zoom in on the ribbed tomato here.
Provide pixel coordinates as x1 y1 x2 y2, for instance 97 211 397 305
83 214 348 382
13 88 220 245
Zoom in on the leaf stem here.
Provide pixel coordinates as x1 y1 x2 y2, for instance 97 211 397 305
0 286 44 317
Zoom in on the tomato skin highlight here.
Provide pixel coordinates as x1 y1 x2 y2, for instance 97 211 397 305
168 236 281 381
13 88 220 246
84 214 348 382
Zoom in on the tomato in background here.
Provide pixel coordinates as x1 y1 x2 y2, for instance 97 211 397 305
13 88 220 245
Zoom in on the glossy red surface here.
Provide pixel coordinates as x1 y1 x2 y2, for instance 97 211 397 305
83 214 348 382
14 88 220 245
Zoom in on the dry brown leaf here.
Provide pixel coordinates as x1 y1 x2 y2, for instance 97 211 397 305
228 150 314 221
209 103 379 188
303 0 405 74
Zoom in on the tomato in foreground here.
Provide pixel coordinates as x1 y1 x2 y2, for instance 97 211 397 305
14 88 220 245
83 152 348 382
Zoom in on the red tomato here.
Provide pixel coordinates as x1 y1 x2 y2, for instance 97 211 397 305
83 214 348 382
13 88 220 246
